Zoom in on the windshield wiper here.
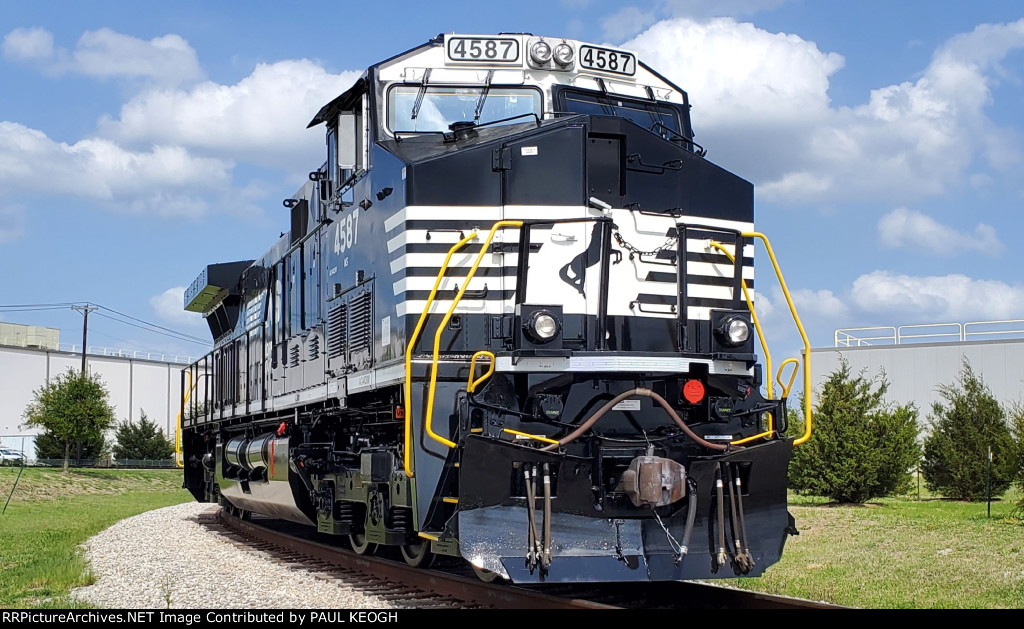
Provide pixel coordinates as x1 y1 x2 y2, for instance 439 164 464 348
410 68 432 121
473 70 495 123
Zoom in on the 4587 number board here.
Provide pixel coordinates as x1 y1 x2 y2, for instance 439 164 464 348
579 45 636 75
446 36 520 63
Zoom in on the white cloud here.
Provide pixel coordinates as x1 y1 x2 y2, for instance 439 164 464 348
150 287 206 330
660 0 789 19
622 17 1024 205
0 121 233 217
99 61 360 169
877 208 1004 256
851 271 1024 321
2 27 54 61
3 27 202 85
0 203 25 243
602 8 658 42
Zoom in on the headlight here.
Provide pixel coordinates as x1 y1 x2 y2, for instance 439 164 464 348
716 315 751 347
525 310 560 343
553 43 574 66
530 40 552 64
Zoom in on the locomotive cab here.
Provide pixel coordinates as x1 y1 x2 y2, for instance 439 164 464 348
179 32 811 584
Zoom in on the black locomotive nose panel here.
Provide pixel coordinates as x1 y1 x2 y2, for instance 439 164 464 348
458 435 794 582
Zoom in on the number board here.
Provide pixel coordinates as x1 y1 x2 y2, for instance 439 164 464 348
446 36 521 64
579 45 636 76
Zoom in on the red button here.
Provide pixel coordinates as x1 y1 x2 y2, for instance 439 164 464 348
682 379 705 404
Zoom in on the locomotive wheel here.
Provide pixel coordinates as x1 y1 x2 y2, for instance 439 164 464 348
472 566 502 583
349 533 377 555
399 541 435 568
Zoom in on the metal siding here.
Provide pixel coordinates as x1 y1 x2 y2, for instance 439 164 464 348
811 339 1024 414
0 346 191 453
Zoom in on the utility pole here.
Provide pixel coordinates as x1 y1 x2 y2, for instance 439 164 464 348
71 303 98 375
71 303 98 466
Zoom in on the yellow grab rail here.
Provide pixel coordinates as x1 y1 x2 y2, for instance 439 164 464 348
742 231 812 445
502 428 560 445
403 231 480 477
424 221 523 450
174 370 192 468
707 240 774 400
174 370 206 468
403 221 523 476
467 350 496 393
776 358 800 399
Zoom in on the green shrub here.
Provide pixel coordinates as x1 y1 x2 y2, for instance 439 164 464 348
921 360 1016 501
789 359 921 503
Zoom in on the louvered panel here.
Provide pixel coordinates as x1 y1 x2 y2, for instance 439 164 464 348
348 291 372 354
327 303 347 358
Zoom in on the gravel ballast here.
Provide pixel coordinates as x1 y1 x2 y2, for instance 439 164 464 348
71 502 394 609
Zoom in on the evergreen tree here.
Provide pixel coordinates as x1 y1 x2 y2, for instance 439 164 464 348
788 359 921 503
34 428 107 461
23 368 116 472
1009 403 1024 516
921 360 1016 501
112 410 174 461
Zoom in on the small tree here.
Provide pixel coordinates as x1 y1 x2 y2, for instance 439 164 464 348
34 427 108 461
1009 403 1024 515
921 360 1016 501
23 368 116 473
113 410 174 461
788 359 921 503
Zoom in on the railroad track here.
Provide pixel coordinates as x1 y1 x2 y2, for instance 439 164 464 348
204 509 844 610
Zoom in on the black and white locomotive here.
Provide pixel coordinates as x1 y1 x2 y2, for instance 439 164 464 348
179 33 812 583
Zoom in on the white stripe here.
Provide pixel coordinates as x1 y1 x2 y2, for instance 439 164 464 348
393 275 497 296
494 354 752 375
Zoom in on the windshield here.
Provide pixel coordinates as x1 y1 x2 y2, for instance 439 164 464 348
388 85 541 133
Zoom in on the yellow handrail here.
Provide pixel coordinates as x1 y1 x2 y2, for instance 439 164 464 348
403 231 480 477
776 358 800 399
742 231 812 445
707 240 774 399
424 221 523 450
467 350 496 393
174 370 206 468
502 428 560 445
174 370 192 468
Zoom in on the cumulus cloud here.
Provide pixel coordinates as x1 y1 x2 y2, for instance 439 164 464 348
851 271 1024 322
0 203 25 243
602 8 658 42
0 121 233 217
2 27 54 61
660 0 790 19
622 17 1024 205
98 61 360 169
2 27 202 85
150 287 206 329
877 208 1004 256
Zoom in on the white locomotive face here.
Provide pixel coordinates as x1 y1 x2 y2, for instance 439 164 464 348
376 34 684 139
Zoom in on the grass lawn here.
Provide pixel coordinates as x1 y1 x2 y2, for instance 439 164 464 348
1 466 1021 609
0 467 191 608
734 487 1024 608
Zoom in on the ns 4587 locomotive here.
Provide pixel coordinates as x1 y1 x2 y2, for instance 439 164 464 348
179 32 812 583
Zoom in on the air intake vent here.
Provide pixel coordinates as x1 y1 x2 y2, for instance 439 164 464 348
348 291 372 354
307 335 320 360
327 303 347 358
289 343 300 367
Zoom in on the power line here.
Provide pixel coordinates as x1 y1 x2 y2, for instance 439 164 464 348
92 312 210 346
0 301 211 347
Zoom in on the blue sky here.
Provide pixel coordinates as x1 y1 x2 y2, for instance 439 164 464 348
2 0 1024 364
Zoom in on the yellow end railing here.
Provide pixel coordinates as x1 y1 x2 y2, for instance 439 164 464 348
708 233 812 446
403 221 523 477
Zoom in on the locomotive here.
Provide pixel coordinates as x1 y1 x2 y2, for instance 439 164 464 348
178 32 812 583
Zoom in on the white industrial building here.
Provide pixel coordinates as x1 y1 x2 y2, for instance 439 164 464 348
810 320 1024 417
0 322 193 462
